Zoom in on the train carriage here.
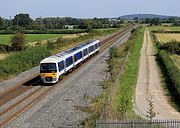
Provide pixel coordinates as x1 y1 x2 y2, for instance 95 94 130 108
40 40 100 83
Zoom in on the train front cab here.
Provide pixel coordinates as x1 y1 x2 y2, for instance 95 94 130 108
40 62 59 83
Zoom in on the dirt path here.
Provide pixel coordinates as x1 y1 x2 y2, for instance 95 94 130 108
134 30 180 119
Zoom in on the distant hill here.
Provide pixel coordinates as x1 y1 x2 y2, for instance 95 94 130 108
119 14 172 20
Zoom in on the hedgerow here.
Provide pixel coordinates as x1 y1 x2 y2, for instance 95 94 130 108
158 50 180 103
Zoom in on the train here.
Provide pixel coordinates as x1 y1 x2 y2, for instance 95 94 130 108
40 40 100 83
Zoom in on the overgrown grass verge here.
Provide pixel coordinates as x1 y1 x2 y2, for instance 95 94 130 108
83 28 144 127
0 46 51 81
111 28 144 119
0 28 120 81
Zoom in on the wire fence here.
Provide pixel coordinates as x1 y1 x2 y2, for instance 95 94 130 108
96 119 180 128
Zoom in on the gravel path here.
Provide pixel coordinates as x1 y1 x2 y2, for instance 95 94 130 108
134 30 180 119
4 32 131 127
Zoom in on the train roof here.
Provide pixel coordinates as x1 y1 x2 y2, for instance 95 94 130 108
40 40 99 63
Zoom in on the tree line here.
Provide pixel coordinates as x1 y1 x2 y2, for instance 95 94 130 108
0 13 123 30
134 17 180 26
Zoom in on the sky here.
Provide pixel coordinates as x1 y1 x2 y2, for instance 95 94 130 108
0 0 179 19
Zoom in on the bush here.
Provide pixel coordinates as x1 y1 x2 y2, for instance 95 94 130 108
158 40 180 55
55 37 65 46
0 44 11 52
11 33 25 51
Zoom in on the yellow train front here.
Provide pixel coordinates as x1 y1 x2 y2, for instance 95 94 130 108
40 62 59 83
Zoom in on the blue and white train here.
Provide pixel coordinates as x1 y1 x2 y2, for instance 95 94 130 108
40 40 100 83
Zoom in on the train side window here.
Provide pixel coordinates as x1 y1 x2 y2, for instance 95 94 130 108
74 55 78 62
95 44 98 49
74 51 82 62
58 61 64 71
92 45 95 51
66 56 73 67
88 47 91 52
89 46 94 52
83 49 88 56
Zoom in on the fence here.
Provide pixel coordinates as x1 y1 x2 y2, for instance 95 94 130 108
96 120 180 128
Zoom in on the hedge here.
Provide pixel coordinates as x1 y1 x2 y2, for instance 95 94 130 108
158 50 180 101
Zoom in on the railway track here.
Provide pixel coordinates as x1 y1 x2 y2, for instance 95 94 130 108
0 24 136 127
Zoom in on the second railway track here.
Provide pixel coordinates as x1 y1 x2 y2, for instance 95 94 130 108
0 24 136 127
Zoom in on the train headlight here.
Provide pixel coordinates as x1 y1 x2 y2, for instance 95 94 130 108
52 78 56 81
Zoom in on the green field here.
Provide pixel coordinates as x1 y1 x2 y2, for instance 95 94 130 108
0 34 66 46
170 54 180 70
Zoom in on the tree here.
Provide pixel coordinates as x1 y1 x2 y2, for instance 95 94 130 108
167 17 176 23
151 18 161 25
0 17 5 29
145 18 151 24
11 33 25 51
146 96 156 120
12 13 33 28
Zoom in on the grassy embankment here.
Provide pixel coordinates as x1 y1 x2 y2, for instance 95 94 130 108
0 28 120 81
151 26 180 109
84 28 144 127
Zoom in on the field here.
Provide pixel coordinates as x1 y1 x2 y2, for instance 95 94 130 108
0 29 117 46
149 26 180 31
170 54 180 70
155 33 180 43
0 34 67 46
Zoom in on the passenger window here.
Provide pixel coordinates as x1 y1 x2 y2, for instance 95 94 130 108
66 56 73 67
92 46 94 51
89 47 91 52
83 49 88 56
95 44 98 49
74 52 82 62
58 61 64 71
74 55 78 62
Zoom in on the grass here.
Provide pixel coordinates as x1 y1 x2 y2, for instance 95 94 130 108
170 54 180 70
0 46 51 81
0 34 66 46
155 33 180 43
111 28 144 119
0 28 122 46
0 35 12 45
